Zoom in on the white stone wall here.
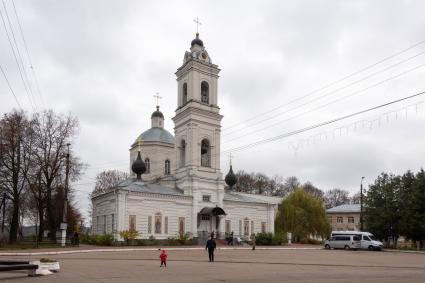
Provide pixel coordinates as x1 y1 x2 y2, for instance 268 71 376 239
92 193 117 236
121 192 193 240
223 200 276 237
129 142 175 181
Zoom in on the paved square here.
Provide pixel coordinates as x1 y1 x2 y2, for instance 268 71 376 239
1 248 425 282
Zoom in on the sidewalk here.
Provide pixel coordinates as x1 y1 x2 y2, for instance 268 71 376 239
0 244 321 256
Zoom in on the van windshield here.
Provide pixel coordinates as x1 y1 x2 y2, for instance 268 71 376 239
369 235 377 241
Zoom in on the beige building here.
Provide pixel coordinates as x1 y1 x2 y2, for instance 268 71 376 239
326 204 361 231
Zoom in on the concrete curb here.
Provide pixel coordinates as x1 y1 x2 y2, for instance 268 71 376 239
0 246 322 256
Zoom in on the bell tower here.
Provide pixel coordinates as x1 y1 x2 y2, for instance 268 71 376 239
172 32 223 194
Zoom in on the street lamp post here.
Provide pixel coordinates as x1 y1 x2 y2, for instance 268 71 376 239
60 143 71 247
360 176 365 231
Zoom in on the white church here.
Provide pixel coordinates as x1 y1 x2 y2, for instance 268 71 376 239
91 33 282 241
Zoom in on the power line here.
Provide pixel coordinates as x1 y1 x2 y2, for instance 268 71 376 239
222 38 425 132
0 1 35 110
223 61 425 143
0 64 22 109
221 90 425 154
2 0 38 109
10 0 45 107
223 50 425 139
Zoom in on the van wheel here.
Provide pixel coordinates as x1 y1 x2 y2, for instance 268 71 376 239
325 244 330 249
368 246 374 251
344 245 350 250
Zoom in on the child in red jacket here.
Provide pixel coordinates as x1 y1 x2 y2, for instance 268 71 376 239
159 249 167 267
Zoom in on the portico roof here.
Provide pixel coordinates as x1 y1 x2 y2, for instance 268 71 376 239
199 206 226 216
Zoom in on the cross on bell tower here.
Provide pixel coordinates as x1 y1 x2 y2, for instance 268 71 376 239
153 92 162 110
193 17 202 33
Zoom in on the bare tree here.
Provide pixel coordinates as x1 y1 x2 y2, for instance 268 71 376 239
254 173 269 195
0 111 34 243
283 176 301 195
91 169 129 197
31 110 81 240
324 188 350 209
350 192 360 204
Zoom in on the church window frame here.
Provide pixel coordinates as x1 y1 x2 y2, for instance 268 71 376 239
182 82 188 105
201 81 209 104
111 214 115 233
164 216 168 234
225 220 231 234
96 216 100 234
179 217 185 234
129 215 136 232
155 213 162 234
261 222 266 233
180 139 186 168
202 195 211 202
148 216 152 234
165 159 171 175
243 218 250 236
145 158 150 174
201 139 211 167
103 215 107 234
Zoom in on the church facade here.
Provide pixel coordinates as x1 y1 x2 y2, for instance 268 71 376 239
91 33 282 241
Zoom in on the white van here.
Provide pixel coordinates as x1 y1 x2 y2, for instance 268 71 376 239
325 234 361 250
331 231 383 250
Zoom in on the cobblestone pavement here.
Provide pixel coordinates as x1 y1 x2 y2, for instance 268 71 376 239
1 248 425 282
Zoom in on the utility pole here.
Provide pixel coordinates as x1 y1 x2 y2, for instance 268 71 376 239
360 176 365 231
1 193 6 233
61 143 71 247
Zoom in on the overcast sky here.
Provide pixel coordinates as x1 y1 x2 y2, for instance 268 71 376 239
1 0 425 221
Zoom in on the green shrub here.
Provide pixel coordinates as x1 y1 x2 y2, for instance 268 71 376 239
255 233 273 245
80 234 115 246
272 232 284 245
119 230 140 245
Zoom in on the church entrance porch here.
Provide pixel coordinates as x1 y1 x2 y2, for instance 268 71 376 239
197 206 226 242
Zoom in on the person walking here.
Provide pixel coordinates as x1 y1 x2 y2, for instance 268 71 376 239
205 236 216 262
251 233 256 250
73 231 80 246
159 249 168 267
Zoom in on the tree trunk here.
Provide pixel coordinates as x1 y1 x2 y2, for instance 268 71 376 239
9 200 19 243
46 190 56 241
38 205 44 242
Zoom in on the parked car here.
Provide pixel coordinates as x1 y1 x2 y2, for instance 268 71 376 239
331 231 383 251
325 234 361 250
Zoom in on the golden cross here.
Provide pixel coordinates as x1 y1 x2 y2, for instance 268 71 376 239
193 17 202 33
153 92 162 108
229 152 234 166
137 138 144 152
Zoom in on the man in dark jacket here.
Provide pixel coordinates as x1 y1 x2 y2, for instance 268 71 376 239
205 236 216 262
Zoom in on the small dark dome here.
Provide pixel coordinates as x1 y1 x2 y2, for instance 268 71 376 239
225 165 238 188
191 33 204 47
151 106 164 119
132 151 146 179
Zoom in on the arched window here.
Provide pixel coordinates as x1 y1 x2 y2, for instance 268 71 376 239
182 83 188 105
154 213 162 234
201 139 211 167
201 81 209 104
165 159 170 175
145 158 150 173
180 140 186 167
